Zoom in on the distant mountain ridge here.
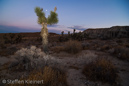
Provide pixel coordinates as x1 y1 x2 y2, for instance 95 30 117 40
83 26 129 39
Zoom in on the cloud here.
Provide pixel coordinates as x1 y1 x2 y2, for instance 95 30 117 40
0 25 40 33
0 24 88 34
67 25 88 31
47 24 87 34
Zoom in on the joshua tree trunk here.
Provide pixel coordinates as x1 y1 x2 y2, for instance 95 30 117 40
41 23 48 53
35 6 58 53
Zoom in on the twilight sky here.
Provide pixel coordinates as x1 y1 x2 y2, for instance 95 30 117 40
0 0 129 34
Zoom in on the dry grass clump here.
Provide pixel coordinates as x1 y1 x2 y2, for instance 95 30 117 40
0 62 11 71
78 51 97 64
114 46 129 60
50 46 64 53
42 66 67 86
100 45 111 51
116 39 122 44
82 58 117 84
64 40 82 54
123 43 129 48
8 66 67 86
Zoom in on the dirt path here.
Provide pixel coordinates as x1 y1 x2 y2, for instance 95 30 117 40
54 50 129 86
67 69 86 86
90 50 129 86
107 55 129 86
55 50 101 86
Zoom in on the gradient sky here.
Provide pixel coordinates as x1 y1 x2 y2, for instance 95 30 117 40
0 0 129 33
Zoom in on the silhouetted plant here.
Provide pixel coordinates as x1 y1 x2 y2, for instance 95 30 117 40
3 33 22 44
35 7 58 53
15 34 22 43
3 34 9 43
61 31 64 36
73 29 76 34
68 31 70 35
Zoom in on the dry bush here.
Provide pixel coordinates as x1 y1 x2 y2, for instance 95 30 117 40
0 42 6 49
81 42 90 50
78 51 97 64
0 49 9 56
11 46 46 71
64 40 82 54
0 47 17 56
8 66 67 86
42 66 67 86
50 46 64 53
123 43 129 48
0 62 11 71
114 46 129 60
82 58 117 84
100 45 111 51
116 39 122 44
9 46 59 71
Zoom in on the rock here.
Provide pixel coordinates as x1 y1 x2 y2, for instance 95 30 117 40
83 26 129 39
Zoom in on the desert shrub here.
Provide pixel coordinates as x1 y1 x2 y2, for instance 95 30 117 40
0 48 17 56
114 46 129 60
9 46 46 71
81 42 90 50
100 45 111 51
83 58 117 84
0 62 11 71
3 33 22 44
42 66 67 86
15 34 22 43
70 32 84 41
9 46 59 71
50 46 64 53
116 39 122 44
78 51 97 64
0 42 6 49
7 66 67 86
123 43 129 48
64 40 82 54
58 36 69 42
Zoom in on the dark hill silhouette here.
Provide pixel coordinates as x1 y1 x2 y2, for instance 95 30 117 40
83 26 129 39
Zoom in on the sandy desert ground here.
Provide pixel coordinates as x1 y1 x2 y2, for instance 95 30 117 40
0 32 129 86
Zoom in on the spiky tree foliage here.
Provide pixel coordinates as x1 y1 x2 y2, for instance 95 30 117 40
35 7 58 53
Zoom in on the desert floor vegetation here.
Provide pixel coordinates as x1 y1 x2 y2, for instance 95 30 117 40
0 33 129 86
82 57 117 85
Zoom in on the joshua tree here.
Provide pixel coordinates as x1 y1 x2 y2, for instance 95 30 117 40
61 31 64 36
68 31 70 35
35 6 58 53
73 29 76 34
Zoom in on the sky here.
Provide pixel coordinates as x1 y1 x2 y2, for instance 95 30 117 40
0 0 129 34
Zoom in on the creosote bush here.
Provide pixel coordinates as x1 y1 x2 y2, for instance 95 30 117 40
64 40 82 54
50 46 65 53
114 46 129 60
100 45 111 51
3 33 22 44
9 46 55 71
7 66 67 86
9 46 59 71
10 46 46 71
83 58 117 84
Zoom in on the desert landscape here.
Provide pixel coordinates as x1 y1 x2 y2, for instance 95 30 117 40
0 0 129 86
0 26 129 86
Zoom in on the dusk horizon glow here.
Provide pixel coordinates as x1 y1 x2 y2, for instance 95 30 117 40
0 0 129 34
